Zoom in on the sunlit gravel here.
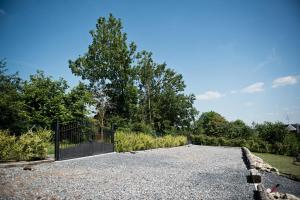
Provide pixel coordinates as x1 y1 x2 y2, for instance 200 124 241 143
0 145 254 200
261 171 300 197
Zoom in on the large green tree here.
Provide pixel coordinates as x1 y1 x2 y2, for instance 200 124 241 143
255 122 288 144
69 14 198 133
69 14 138 120
196 111 228 137
23 71 93 129
136 51 155 124
226 119 252 139
65 82 94 122
0 59 27 133
23 71 70 128
136 52 197 132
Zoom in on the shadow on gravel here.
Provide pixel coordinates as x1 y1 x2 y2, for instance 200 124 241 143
241 149 259 200
241 149 251 170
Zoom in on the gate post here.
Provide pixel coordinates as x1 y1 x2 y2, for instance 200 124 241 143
112 124 115 152
55 120 60 160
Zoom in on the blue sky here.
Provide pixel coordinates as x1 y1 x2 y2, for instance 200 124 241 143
1 0 300 124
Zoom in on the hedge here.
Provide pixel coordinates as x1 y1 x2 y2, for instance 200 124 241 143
190 134 300 156
115 131 187 152
0 129 52 161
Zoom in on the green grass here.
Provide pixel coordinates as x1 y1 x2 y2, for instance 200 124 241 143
48 144 55 155
254 152 300 181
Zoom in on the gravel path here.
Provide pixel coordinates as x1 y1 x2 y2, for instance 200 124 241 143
0 145 254 200
261 171 300 197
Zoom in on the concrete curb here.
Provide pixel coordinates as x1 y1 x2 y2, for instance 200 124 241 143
242 147 271 200
0 158 54 168
242 147 256 169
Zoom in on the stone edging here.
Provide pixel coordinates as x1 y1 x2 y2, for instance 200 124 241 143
0 158 54 168
242 147 270 200
242 147 256 169
242 147 300 200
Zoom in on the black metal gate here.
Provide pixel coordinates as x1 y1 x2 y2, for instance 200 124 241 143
54 121 114 160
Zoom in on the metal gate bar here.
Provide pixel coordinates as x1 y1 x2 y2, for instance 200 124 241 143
55 121 114 161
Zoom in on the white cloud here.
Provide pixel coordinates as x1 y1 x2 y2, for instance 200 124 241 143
242 82 264 93
230 90 237 94
272 75 298 88
196 91 224 100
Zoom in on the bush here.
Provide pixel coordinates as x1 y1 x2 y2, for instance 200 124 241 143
15 129 52 160
0 129 53 161
282 134 300 156
0 130 17 160
192 134 259 148
115 131 187 152
255 122 288 144
191 133 299 157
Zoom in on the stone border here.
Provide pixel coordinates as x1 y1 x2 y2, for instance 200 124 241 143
242 147 256 169
257 184 270 200
243 147 300 200
242 147 270 200
0 157 54 168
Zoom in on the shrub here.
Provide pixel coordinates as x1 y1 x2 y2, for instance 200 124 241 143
0 130 17 160
190 133 299 157
115 131 187 152
15 129 52 161
0 129 53 161
283 134 300 156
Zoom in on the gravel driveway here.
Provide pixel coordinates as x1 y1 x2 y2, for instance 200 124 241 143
0 145 254 200
261 171 300 197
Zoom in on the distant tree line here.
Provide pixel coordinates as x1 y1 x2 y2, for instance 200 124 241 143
192 111 300 156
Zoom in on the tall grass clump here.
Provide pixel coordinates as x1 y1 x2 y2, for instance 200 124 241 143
115 131 187 152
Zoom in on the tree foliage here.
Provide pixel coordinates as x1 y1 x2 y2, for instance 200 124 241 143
0 63 93 133
0 59 27 133
23 71 70 128
23 71 94 129
69 14 198 133
196 111 228 137
69 13 138 120
194 112 252 139
227 119 252 139
255 122 288 144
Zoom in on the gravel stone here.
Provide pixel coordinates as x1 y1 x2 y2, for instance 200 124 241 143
261 171 300 197
0 145 254 200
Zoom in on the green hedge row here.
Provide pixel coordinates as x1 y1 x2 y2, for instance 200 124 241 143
191 134 299 156
0 129 52 161
115 131 187 152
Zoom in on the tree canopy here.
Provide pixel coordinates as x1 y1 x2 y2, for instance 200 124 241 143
0 61 93 134
0 59 26 133
69 14 198 133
